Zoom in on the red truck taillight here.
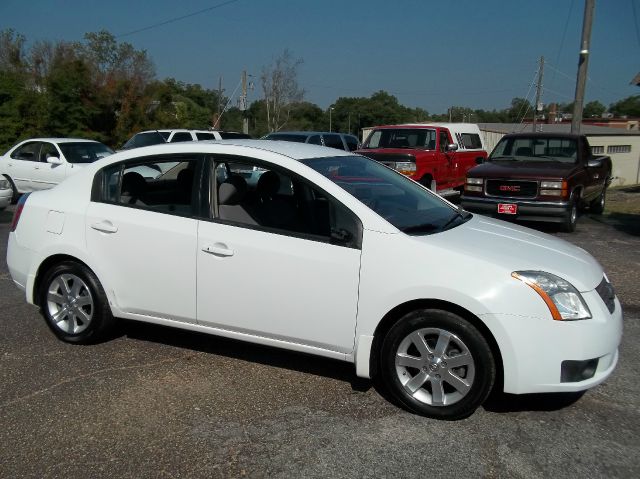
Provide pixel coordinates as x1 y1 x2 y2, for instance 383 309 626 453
10 193 30 232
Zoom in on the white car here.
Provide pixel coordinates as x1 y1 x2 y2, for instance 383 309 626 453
6 140 622 419
120 129 252 150
0 138 114 196
0 177 12 210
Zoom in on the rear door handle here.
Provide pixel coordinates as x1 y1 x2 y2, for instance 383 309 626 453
202 243 234 257
90 221 118 234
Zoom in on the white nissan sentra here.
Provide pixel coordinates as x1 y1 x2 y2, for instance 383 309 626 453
6 140 622 419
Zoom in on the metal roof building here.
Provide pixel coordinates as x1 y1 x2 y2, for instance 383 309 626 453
479 123 640 186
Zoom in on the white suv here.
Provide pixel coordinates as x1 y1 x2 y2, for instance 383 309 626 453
121 129 251 150
0 138 114 197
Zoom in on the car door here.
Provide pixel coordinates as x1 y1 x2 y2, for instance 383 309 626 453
437 129 456 188
196 155 362 354
7 141 42 192
85 154 202 323
30 142 67 190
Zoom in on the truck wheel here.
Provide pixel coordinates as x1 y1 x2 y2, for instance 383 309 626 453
589 187 606 214
420 176 436 192
379 309 495 420
562 196 578 232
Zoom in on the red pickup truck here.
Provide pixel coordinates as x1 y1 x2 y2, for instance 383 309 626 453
356 123 488 194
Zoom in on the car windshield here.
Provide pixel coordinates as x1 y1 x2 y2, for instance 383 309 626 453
363 128 437 150
121 131 168 150
301 155 470 235
58 142 114 164
489 137 578 164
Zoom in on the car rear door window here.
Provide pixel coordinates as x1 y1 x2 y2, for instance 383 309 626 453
11 142 41 161
96 156 201 217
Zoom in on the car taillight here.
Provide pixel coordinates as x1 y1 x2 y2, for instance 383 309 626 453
10 193 30 232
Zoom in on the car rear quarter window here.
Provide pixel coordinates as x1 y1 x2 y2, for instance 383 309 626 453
460 133 482 149
322 134 345 150
170 132 194 143
196 133 217 141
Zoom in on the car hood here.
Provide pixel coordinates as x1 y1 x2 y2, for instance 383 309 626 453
470 160 579 179
415 215 603 292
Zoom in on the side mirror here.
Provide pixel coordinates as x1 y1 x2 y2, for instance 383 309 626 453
475 156 484 165
47 156 64 165
587 158 603 168
446 143 458 152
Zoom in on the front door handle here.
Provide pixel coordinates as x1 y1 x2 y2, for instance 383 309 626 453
202 243 234 257
90 221 118 234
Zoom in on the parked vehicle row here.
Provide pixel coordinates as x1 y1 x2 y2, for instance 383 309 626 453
262 131 360 152
0 138 114 198
356 123 488 195
120 129 252 150
461 132 612 232
7 140 622 420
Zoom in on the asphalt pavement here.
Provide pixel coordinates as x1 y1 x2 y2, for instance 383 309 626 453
1 205 638 478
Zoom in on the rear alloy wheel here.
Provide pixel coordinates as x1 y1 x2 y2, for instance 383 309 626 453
380 309 495 420
39 261 116 343
562 196 578 232
589 187 606 214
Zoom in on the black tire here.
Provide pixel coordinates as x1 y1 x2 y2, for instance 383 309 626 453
39 261 116 344
379 309 495 420
589 187 606 214
3 175 20 204
561 196 578 232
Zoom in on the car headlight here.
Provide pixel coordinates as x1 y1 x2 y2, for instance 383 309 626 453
512 271 591 320
0 179 10 189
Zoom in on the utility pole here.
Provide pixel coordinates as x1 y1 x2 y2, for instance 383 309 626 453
241 70 248 134
571 0 595 134
533 56 545 132
214 76 224 129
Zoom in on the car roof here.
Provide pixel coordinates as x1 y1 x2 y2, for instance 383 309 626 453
19 138 103 144
266 131 356 137
136 129 242 134
105 139 354 162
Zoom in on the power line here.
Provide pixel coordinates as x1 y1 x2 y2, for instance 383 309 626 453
116 0 241 38
549 0 575 93
632 0 640 49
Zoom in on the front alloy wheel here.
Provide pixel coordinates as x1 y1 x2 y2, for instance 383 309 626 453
395 328 475 407
380 309 495 419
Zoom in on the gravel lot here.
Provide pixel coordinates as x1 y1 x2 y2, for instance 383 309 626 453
1 201 638 479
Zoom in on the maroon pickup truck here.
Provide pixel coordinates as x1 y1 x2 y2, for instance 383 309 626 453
461 132 612 232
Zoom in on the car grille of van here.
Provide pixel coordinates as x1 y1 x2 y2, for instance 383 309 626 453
595 277 616 314
485 180 538 198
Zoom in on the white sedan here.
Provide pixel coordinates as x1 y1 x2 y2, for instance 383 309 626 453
0 138 113 196
6 140 622 419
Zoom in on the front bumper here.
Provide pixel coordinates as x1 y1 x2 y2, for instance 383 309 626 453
0 188 11 209
484 290 623 394
462 196 570 223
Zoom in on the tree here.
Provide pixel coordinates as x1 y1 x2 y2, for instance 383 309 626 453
583 100 606 118
507 97 532 122
261 49 304 132
609 95 640 117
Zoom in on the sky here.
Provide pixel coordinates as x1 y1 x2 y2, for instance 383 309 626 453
1 0 639 114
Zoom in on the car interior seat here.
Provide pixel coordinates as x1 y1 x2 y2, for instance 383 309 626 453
218 175 258 225
121 172 147 205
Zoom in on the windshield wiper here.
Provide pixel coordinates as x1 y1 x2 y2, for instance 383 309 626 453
401 223 439 234
440 209 472 232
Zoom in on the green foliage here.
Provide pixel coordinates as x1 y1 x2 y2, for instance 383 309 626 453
609 95 640 117
583 100 606 118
